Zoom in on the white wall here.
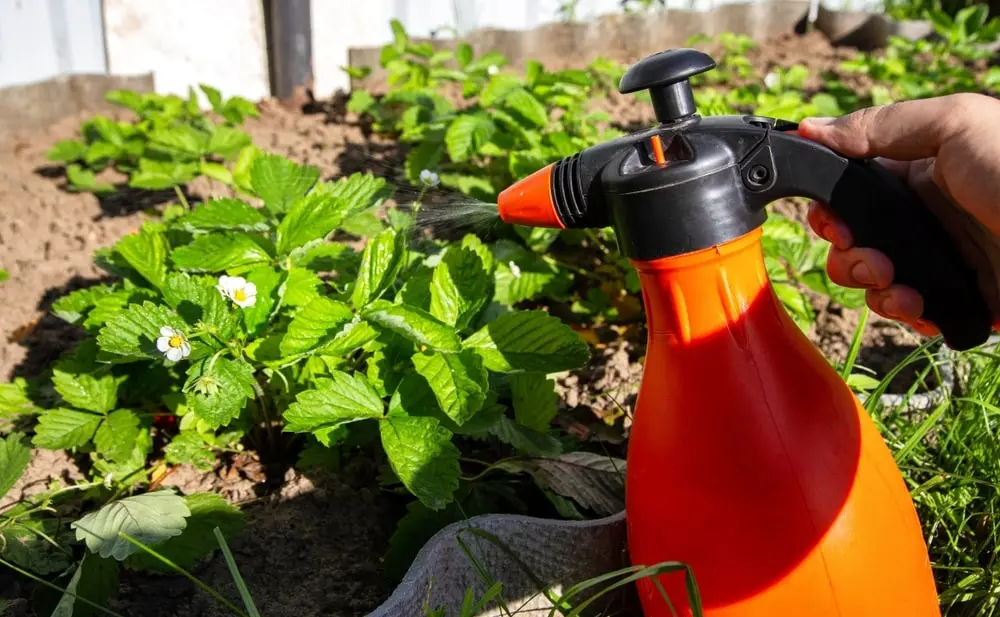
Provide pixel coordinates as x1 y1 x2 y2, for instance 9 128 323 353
0 0 106 89
103 0 270 102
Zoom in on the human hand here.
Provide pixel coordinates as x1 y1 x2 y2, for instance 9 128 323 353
797 93 1000 336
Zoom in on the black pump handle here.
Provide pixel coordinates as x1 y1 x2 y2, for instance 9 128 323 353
619 49 717 123
760 130 992 351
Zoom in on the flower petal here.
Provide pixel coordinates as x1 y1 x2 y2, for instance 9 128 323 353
160 326 175 337
180 342 191 357
166 347 182 362
156 337 170 352
244 282 257 296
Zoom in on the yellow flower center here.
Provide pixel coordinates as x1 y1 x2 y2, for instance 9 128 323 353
233 289 247 302
168 335 184 349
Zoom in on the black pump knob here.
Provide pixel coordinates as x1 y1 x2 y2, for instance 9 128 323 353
619 48 717 123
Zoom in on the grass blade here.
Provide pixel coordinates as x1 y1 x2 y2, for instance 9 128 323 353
214 526 262 617
0 556 126 617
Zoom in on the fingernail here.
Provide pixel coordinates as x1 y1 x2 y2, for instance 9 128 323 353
850 261 876 286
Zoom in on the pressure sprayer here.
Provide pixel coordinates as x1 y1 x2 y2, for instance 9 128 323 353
497 48 993 616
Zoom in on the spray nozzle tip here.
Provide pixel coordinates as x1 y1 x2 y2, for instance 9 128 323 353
497 163 565 229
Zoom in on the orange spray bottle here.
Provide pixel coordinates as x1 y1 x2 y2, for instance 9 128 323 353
497 49 992 616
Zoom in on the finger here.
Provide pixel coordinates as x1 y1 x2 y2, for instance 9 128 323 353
827 246 895 289
798 94 989 161
807 202 853 249
866 286 924 323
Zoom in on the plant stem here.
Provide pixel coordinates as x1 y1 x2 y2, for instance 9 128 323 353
251 378 277 452
0 556 127 617
174 185 192 210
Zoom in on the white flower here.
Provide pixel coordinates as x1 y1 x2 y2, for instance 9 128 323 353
216 274 257 308
487 65 499 75
419 169 440 187
764 72 779 89
103 474 114 489
509 261 521 278
156 326 191 362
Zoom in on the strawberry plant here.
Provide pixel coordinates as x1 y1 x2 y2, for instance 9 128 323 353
5 148 591 518
44 85 259 199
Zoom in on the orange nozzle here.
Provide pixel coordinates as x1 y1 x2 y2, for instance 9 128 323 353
497 163 566 229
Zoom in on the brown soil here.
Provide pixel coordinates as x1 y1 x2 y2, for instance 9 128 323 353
0 30 950 617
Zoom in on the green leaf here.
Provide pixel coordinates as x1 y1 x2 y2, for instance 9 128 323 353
321 172 394 213
380 413 460 510
463 310 590 373
147 126 203 158
92 426 152 487
163 431 216 471
276 192 351 255
283 371 385 434
347 90 375 114
51 284 117 325
280 297 355 356
200 160 233 184
430 244 492 329
363 300 461 352
509 372 558 432
51 342 122 414
173 198 269 233
250 153 320 214
0 379 39 419
162 272 238 339
489 414 561 457
491 240 566 304
47 139 87 162
112 226 169 289
0 433 31 500
32 409 102 449
97 301 188 362
128 159 198 190
352 228 407 309
1 521 73 575
411 350 488 426
94 409 142 464
207 125 252 157
72 490 191 561
445 114 496 163
503 87 548 127
455 42 473 67
184 356 256 428
50 552 120 617
320 316 380 356
242 265 286 336
282 267 323 307
126 492 246 572
171 232 271 272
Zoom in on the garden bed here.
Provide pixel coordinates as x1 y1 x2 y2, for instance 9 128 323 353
0 23 984 616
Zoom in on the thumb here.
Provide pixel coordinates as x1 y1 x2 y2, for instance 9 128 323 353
798 94 986 161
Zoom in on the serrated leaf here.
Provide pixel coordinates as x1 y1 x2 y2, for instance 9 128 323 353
250 153 320 214
489 415 561 457
96 301 187 362
47 139 87 162
32 409 102 449
173 198 269 233
163 431 216 471
1 522 73 575
51 284 117 325
114 226 169 289
280 297 355 356
0 433 31 500
497 452 625 516
352 228 407 309
510 372 558 432
320 172 393 213
94 409 142 464
362 300 461 352
93 427 152 487
503 88 548 127
398 268 433 311
491 241 568 305
380 414 460 510
184 357 256 428
72 490 191 561
405 139 445 184
445 114 495 163
0 379 39 419
430 244 492 329
277 192 351 255
170 232 271 272
283 267 323 307
318 316 380 356
207 125 251 157
126 492 245 572
411 350 487 426
283 371 384 434
162 272 238 340
242 265 286 336
463 310 589 373
51 342 122 414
